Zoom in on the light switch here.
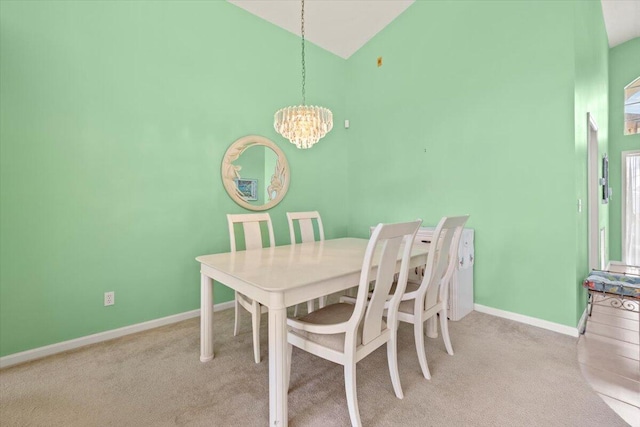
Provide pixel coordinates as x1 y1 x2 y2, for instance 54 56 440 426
578 198 582 213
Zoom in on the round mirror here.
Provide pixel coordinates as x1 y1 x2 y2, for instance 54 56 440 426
221 135 290 211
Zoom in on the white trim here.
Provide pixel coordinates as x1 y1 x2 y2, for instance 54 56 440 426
0 300 235 369
608 260 629 267
588 112 598 132
621 150 640 264
587 112 599 271
474 304 579 337
600 227 607 270
578 307 589 335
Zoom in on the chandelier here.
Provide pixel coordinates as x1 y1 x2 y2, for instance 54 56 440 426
274 0 333 149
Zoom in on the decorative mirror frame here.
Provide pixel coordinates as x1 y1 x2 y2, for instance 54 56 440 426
221 135 290 211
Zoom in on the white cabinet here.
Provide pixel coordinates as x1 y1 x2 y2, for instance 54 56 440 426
412 227 475 321
368 225 475 321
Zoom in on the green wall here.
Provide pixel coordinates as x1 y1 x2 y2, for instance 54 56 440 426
0 0 611 357
344 0 607 327
0 1 348 357
608 38 640 261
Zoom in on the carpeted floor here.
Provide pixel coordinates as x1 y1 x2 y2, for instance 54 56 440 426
0 309 628 426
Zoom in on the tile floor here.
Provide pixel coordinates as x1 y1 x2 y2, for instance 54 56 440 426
578 266 640 427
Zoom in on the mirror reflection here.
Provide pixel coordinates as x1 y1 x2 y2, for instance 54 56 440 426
222 135 289 211
233 145 279 205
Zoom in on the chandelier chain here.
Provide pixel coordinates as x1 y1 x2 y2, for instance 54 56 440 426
301 0 306 105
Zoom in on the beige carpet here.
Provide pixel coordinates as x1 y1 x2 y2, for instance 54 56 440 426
0 309 628 426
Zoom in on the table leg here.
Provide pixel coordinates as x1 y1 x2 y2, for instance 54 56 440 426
200 273 214 362
426 317 438 338
268 294 288 427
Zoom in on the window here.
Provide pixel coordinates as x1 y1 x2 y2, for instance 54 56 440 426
624 77 640 135
623 150 640 266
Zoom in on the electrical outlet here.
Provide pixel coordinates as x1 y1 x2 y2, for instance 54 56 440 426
104 291 115 306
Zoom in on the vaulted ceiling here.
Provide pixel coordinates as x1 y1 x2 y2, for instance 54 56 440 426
228 0 639 59
601 0 640 47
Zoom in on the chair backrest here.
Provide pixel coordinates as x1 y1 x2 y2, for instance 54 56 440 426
286 211 324 244
348 220 422 347
227 213 275 252
418 215 469 310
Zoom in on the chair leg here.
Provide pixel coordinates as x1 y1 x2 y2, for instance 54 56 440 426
252 301 261 363
344 361 362 427
234 292 240 337
414 319 431 380
293 304 299 317
319 296 327 308
307 300 315 314
440 310 454 356
386 331 404 399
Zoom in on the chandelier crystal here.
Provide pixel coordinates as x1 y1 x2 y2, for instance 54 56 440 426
274 0 333 149
274 105 333 149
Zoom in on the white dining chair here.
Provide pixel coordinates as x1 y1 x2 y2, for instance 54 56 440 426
227 213 274 363
286 219 422 427
391 215 469 380
286 211 327 314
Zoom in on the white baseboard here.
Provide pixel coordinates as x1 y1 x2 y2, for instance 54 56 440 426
0 300 235 369
474 304 579 338
577 307 588 335
3 301 581 369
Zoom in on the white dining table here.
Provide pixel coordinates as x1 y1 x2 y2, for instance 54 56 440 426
196 237 429 427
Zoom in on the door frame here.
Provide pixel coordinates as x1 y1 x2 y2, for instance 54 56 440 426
587 113 599 271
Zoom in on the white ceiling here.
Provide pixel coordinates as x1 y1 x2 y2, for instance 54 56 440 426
228 0 639 58
228 0 414 59
601 0 640 47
